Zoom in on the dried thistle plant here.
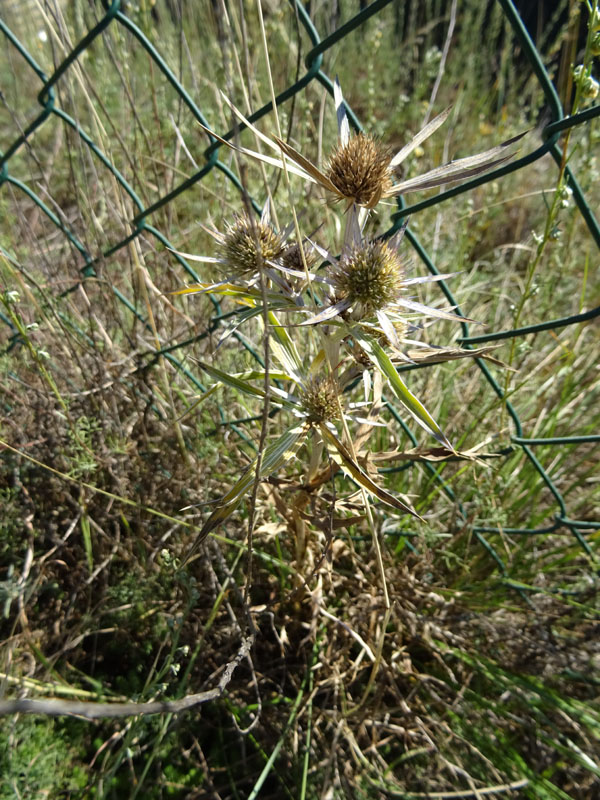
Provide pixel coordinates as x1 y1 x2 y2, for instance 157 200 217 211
176 77 524 590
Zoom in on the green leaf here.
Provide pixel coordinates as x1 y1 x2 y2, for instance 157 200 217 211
174 282 284 305
196 362 297 409
234 369 295 383
81 513 93 573
265 311 304 383
218 303 293 345
196 361 269 402
319 424 422 519
352 329 451 447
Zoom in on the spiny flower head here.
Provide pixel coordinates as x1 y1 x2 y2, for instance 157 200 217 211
326 133 392 208
333 241 405 316
301 376 341 424
208 80 524 214
221 214 284 275
281 241 318 273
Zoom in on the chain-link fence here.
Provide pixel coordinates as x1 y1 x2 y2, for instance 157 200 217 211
1 0 599 579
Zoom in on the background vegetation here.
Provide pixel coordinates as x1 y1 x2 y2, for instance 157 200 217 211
0 0 598 797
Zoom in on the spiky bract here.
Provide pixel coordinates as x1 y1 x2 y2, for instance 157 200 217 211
326 134 392 207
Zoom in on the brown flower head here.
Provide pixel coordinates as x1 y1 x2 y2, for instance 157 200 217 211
300 225 466 348
280 241 318 273
205 80 525 214
326 133 392 208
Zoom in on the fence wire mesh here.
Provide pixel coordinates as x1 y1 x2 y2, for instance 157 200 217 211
1 0 599 581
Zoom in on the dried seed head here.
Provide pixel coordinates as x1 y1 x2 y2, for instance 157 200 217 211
221 215 284 275
333 241 405 316
301 376 340 424
581 75 599 100
326 133 392 207
280 242 318 272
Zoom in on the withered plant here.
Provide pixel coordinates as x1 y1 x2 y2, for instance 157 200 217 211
175 78 521 603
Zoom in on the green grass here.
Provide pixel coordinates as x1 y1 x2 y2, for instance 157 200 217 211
0 0 599 797
0 715 88 798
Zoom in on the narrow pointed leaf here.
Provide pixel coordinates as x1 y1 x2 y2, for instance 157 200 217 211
168 248 221 264
387 131 526 195
353 330 451 447
234 369 295 383
217 304 292 347
300 299 351 326
267 261 330 283
376 309 400 348
319 424 422 519
333 77 350 146
172 281 231 296
174 384 221 425
197 120 315 182
173 282 283 303
217 300 296 349
402 344 506 367
220 91 286 157
371 445 500 463
266 310 304 381
387 218 409 249
388 154 514 195
362 368 372 403
344 204 363 248
346 415 387 426
274 136 341 194
403 272 459 286
307 238 338 268
260 197 271 226
389 106 452 168
195 360 269 401
396 297 474 322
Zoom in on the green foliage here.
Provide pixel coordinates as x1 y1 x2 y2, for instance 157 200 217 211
0 488 24 563
0 716 87 798
64 416 102 479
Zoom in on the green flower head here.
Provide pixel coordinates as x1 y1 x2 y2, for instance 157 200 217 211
333 240 405 316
